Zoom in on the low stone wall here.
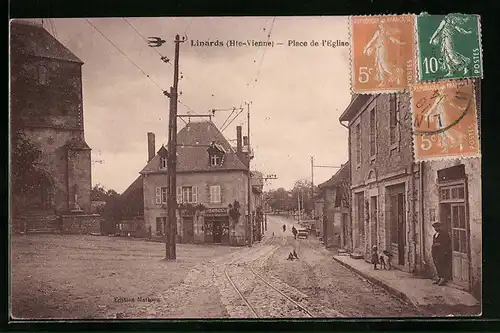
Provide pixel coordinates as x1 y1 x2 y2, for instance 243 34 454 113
61 214 103 235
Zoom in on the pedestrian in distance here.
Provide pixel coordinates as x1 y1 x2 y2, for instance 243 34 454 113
431 221 452 286
283 224 286 232
371 245 380 270
292 226 298 239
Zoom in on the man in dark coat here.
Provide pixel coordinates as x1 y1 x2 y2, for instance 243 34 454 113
292 226 298 239
431 221 452 286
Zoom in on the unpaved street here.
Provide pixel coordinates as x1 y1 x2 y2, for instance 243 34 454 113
11 215 423 319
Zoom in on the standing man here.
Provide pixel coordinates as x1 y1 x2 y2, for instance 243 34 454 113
431 221 452 286
292 226 298 239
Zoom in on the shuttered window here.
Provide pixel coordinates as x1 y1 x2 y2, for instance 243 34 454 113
181 186 198 203
156 187 167 204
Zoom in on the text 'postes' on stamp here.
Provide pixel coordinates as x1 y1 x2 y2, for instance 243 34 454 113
412 80 480 161
350 15 416 94
416 13 483 82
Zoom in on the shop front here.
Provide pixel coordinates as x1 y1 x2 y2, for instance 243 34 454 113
203 208 230 244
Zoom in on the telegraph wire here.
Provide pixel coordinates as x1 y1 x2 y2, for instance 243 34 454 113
221 107 245 132
251 16 276 90
85 18 164 92
220 107 238 130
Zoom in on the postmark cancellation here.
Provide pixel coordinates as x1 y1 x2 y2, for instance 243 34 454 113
411 79 480 161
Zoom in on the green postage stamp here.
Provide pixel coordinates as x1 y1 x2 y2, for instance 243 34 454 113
416 13 483 82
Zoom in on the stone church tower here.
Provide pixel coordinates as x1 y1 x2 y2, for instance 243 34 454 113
10 20 92 217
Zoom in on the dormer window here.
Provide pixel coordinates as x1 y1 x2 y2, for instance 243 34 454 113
207 141 226 168
160 157 167 169
211 155 221 166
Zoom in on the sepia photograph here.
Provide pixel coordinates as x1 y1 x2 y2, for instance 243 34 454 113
9 15 482 320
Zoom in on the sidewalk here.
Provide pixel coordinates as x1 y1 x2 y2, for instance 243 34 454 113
333 254 481 317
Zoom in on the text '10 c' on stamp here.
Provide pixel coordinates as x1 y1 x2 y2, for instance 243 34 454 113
411 80 480 161
416 13 483 82
350 15 416 94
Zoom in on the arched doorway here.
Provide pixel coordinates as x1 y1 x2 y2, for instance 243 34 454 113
25 170 55 214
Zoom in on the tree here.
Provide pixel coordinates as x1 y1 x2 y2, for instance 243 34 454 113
265 188 291 213
10 113 43 214
91 183 122 222
290 179 314 215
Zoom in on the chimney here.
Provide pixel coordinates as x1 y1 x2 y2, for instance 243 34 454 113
236 126 243 153
147 132 155 162
243 136 249 146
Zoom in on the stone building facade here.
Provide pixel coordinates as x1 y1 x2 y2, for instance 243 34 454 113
318 162 350 250
10 21 98 233
339 88 482 298
136 121 257 246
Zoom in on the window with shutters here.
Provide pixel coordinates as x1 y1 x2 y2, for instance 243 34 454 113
210 185 221 204
355 123 361 166
389 94 399 146
210 155 222 166
369 108 376 157
181 186 197 203
156 187 168 204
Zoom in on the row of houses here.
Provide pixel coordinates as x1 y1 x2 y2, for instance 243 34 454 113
317 89 481 299
118 121 264 246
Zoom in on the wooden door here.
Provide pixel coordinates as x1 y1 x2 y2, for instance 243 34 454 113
390 192 406 266
370 196 378 252
183 217 194 243
451 203 469 288
213 221 222 243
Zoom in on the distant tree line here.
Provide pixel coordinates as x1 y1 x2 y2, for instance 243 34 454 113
264 179 317 216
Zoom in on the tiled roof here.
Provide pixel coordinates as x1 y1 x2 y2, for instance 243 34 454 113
10 20 83 64
121 175 143 198
140 121 248 174
318 162 350 188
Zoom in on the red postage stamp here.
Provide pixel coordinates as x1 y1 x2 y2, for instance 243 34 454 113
350 15 416 94
412 80 480 161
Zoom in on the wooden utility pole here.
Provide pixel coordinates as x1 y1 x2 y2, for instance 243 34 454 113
310 156 314 218
247 102 252 247
165 34 184 260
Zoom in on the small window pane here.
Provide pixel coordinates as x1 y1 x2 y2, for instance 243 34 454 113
451 187 458 199
453 230 460 252
459 230 466 253
459 205 466 228
458 187 465 199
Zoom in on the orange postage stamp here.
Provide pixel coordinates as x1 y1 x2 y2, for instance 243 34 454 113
350 15 416 94
412 80 480 161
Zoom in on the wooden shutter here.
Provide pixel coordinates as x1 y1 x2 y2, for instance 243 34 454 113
155 187 161 205
220 185 224 204
192 186 198 203
177 187 182 203
216 185 221 204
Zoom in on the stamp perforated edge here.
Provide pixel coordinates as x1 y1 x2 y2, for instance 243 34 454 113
411 78 482 162
348 13 416 95
415 13 484 83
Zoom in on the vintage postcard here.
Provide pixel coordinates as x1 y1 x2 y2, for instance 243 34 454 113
416 13 483 82
350 15 416 94
411 79 481 161
9 16 481 321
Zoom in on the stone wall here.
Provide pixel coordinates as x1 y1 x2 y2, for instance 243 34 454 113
61 214 102 235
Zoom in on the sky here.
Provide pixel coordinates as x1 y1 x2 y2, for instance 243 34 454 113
29 17 352 193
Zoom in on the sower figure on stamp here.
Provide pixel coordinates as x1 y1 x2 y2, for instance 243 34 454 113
429 14 472 77
423 86 466 153
431 221 452 286
363 19 406 87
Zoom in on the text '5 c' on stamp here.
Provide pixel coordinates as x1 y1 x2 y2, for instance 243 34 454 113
411 79 481 161
416 13 483 82
350 15 416 94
